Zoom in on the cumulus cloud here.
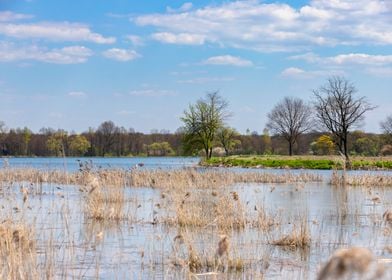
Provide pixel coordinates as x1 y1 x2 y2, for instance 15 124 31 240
102 48 140 61
203 55 253 67
0 42 92 64
0 22 115 44
151 32 205 45
135 0 392 52
281 66 342 78
0 11 33 22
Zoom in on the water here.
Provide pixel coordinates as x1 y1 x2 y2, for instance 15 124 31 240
1 157 392 279
1 157 200 171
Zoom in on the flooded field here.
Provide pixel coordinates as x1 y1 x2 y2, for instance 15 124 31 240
0 158 392 279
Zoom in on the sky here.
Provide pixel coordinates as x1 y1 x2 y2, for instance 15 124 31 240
0 0 391 134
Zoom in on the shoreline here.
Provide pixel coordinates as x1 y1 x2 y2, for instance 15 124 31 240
201 156 392 170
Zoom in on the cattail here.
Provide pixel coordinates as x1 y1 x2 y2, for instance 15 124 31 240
383 210 392 223
216 235 230 257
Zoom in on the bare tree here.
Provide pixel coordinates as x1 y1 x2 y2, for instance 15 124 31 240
313 76 375 165
97 121 119 156
266 97 312 156
181 91 230 159
381 115 392 144
381 115 392 135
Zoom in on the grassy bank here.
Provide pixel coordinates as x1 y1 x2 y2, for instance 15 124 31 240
202 155 392 170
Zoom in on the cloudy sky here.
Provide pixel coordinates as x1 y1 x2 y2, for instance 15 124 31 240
0 0 391 133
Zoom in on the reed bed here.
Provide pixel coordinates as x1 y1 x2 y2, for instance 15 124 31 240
0 167 323 189
331 171 392 187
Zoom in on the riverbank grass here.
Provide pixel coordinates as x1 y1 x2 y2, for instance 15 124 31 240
202 155 392 170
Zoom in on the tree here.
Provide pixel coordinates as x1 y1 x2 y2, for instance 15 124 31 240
22 127 32 155
69 135 91 156
380 115 392 143
313 76 375 166
97 121 118 156
311 135 335 155
181 92 230 159
144 142 174 156
216 127 240 156
47 131 68 156
266 97 312 156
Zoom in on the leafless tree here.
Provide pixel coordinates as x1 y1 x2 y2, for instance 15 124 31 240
381 115 392 135
266 97 312 156
97 120 119 156
313 76 375 165
381 115 392 144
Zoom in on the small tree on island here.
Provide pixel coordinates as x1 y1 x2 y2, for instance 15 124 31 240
313 76 375 167
266 97 312 156
181 92 230 159
216 126 240 156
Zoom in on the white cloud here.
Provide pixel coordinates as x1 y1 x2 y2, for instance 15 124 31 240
0 11 33 22
281 67 306 77
0 22 115 44
203 55 253 67
0 42 92 64
135 0 392 52
129 89 176 97
68 91 86 97
102 48 140 61
281 66 341 78
291 52 392 66
151 32 205 45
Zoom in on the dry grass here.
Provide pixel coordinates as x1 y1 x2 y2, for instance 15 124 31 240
83 175 129 222
331 171 392 187
271 219 311 250
0 220 37 279
166 190 246 230
0 167 323 190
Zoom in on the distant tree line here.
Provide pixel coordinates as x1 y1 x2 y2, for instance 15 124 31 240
0 120 390 158
0 76 391 159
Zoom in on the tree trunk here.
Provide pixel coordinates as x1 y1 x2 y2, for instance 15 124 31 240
289 141 293 156
343 137 351 169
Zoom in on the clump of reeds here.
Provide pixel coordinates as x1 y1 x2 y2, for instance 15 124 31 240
0 221 37 279
271 219 310 249
317 247 376 280
254 204 276 231
83 175 128 222
166 190 246 230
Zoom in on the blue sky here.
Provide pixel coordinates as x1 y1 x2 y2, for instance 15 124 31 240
0 0 391 134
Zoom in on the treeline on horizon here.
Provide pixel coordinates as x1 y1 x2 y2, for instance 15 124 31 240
1 76 392 159
0 120 390 158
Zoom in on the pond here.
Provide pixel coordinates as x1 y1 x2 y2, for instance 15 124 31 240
0 158 391 279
